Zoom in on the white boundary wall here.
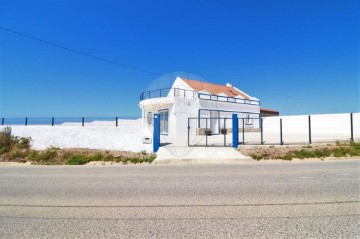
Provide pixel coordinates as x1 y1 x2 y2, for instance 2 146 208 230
0 119 152 152
0 113 358 151
262 113 360 144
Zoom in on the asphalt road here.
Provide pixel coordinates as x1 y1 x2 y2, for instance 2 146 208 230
0 160 359 238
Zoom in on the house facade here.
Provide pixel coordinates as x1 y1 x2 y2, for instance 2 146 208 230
139 77 262 141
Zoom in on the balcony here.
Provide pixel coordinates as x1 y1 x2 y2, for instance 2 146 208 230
140 88 197 101
140 88 260 106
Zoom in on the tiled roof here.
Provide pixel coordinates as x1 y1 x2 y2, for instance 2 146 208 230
181 78 250 99
260 108 279 113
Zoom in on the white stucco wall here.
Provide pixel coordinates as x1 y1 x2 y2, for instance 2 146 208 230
261 113 360 144
0 120 153 152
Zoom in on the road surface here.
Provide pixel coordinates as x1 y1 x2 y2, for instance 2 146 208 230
0 160 359 238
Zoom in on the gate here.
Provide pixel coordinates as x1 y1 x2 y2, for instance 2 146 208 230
237 117 263 145
187 117 232 147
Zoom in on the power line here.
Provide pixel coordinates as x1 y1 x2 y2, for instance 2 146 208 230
0 26 161 76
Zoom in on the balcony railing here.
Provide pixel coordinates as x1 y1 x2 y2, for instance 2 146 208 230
140 88 260 106
198 93 260 106
140 88 196 101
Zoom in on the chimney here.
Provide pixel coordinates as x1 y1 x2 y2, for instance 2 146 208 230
226 83 232 87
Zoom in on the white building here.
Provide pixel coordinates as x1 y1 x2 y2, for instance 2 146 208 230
139 77 261 141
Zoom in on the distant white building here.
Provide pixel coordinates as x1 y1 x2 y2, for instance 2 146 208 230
139 77 262 140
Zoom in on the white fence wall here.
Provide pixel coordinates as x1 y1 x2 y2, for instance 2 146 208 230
354 113 360 138
0 119 152 152
1 113 358 150
262 113 359 144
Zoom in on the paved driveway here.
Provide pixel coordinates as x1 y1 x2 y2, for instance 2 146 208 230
0 160 359 238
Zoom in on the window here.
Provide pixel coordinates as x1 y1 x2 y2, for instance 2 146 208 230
147 112 152 124
159 110 169 134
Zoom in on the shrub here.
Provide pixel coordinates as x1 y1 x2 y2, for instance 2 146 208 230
333 146 349 157
8 147 26 159
28 150 39 160
250 153 262 161
349 142 360 156
0 127 13 153
293 149 315 159
0 146 7 154
314 148 331 158
220 128 227 135
42 147 59 160
18 137 31 149
0 127 31 155
281 153 293 161
67 154 92 165
28 147 60 164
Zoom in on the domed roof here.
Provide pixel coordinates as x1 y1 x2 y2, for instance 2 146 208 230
145 71 206 91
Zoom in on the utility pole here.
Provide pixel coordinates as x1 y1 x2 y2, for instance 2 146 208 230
288 96 291 116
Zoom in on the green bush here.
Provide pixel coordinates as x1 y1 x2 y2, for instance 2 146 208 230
293 149 315 159
333 146 348 157
250 153 262 161
281 153 293 161
349 142 360 156
67 154 92 165
42 147 58 160
0 146 7 154
28 150 39 160
314 148 331 158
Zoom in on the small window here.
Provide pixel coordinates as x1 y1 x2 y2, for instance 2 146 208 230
147 112 152 124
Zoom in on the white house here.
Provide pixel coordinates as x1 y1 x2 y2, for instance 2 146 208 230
139 77 261 141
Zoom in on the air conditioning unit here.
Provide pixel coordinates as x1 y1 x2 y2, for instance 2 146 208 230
142 136 152 144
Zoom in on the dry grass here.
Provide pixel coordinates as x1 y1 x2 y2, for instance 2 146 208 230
239 141 360 161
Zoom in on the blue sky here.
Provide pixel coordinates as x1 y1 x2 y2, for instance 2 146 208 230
0 0 359 117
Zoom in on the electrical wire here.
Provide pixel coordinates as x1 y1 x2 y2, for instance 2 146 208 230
0 26 161 76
